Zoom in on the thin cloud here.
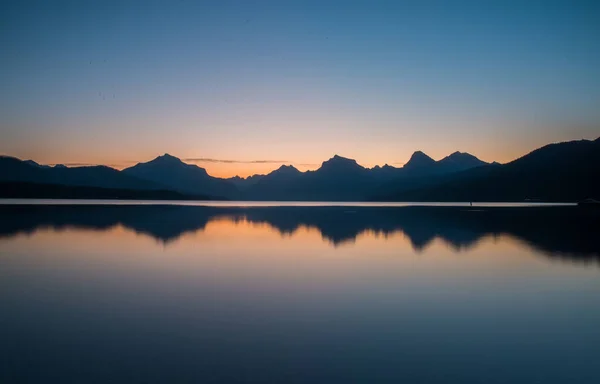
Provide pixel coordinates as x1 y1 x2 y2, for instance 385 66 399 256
184 158 290 164
48 162 102 167
47 161 138 168
185 158 320 168
44 158 320 169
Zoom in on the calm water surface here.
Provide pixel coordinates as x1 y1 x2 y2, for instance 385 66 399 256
0 198 576 207
0 205 598 383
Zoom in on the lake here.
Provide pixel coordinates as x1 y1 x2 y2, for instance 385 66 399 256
1 203 599 383
0 198 577 207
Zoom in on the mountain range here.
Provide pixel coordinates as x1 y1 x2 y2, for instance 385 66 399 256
1 137 598 201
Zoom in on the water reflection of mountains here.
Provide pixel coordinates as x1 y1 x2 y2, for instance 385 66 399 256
1 205 599 262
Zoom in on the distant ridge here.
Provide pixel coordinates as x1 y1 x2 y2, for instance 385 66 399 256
2 137 598 201
377 138 600 202
319 155 365 173
122 154 236 198
437 151 488 173
0 155 163 191
0 181 214 200
404 151 437 170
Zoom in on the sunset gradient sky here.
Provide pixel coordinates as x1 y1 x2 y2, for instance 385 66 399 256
1 0 599 177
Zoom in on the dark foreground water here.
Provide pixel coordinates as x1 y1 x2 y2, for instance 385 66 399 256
1 205 599 384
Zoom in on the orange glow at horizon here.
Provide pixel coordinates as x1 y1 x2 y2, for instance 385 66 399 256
1 214 548 273
4 126 597 178
0 143 534 179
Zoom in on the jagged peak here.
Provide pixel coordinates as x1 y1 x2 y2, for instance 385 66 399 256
440 151 487 168
276 164 299 171
0 155 22 162
156 153 181 161
329 154 353 161
448 151 479 158
371 164 396 171
270 164 300 177
319 155 365 173
143 153 187 166
410 150 433 159
125 153 210 176
322 154 359 166
404 151 435 168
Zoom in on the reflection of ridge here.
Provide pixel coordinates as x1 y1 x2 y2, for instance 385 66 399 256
119 208 213 244
0 205 598 263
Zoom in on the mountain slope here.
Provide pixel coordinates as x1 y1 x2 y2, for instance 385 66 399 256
371 151 488 197
437 151 488 173
403 151 437 172
123 154 238 198
379 139 600 201
0 181 214 200
240 151 491 201
0 156 162 190
243 165 304 200
5 139 593 202
244 155 378 201
226 174 266 190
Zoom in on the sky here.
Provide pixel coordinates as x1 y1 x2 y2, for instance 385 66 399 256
1 0 599 178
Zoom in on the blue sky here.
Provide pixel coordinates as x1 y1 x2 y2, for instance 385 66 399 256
1 0 599 176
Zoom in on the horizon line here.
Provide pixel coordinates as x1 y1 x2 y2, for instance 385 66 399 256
4 136 597 179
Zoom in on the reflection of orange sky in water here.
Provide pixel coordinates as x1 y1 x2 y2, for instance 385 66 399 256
0 215 550 255
2 216 598 299
0 216 569 269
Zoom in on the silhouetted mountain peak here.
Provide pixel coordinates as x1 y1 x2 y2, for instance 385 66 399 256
54 164 67 169
372 164 396 171
150 153 186 166
125 153 212 179
24 160 41 167
441 151 486 164
320 155 363 171
273 164 300 174
23 160 52 169
328 154 354 162
416 151 489 173
446 151 471 158
404 151 436 169
411 150 433 158
0 156 26 166
134 153 211 175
